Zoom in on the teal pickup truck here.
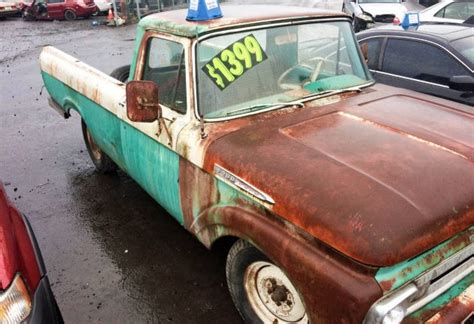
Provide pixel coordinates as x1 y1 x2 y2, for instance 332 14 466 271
40 5 473 323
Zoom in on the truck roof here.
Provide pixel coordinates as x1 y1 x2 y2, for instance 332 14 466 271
138 5 347 38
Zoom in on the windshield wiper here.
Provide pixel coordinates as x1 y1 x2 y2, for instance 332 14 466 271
226 101 304 116
300 86 364 101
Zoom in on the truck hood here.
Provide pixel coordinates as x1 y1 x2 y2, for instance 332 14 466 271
204 88 474 267
359 3 407 19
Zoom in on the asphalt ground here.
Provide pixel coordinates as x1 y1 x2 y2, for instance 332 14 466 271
0 17 242 324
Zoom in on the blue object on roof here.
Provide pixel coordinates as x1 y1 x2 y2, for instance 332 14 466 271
186 0 223 21
401 12 420 29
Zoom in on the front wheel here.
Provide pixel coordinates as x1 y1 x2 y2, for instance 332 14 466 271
81 119 117 174
64 9 77 21
226 240 309 324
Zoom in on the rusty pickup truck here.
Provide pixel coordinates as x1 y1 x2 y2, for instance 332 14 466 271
39 5 473 323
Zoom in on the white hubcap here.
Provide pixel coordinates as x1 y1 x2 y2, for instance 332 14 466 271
244 261 308 323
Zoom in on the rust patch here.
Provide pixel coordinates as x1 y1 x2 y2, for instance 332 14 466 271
179 158 219 230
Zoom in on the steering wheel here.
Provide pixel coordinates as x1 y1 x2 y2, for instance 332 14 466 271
277 57 326 90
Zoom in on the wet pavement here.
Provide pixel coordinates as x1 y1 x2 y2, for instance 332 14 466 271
0 17 241 323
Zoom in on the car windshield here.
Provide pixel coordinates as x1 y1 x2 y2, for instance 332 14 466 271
358 0 401 3
451 36 474 65
196 21 372 119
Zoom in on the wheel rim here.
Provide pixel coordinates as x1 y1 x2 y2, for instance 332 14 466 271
244 261 308 323
65 11 75 20
85 129 102 161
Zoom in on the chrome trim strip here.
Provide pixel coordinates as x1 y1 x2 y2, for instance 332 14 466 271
214 164 275 204
371 69 450 89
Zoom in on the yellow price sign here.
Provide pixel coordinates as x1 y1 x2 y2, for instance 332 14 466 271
202 34 268 91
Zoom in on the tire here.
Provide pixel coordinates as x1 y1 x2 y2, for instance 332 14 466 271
226 240 308 324
110 65 130 83
81 119 117 174
64 9 76 21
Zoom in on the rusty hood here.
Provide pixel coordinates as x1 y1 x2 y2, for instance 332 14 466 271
203 88 474 267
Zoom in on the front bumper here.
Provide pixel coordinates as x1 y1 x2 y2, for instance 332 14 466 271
28 276 63 324
0 8 19 17
22 214 63 324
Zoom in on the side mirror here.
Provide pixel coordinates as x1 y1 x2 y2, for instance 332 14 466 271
448 75 474 92
126 80 161 123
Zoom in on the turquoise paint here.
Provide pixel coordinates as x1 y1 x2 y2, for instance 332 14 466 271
375 226 473 292
41 71 185 224
408 272 473 320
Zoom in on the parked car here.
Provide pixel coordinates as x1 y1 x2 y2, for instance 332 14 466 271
0 0 20 18
39 5 474 323
0 182 63 323
22 0 97 20
357 23 474 106
342 0 407 31
419 0 474 24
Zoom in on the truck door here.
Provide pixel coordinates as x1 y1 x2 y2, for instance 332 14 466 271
121 33 191 224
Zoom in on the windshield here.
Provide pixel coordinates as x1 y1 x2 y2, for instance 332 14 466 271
358 0 401 3
451 36 474 65
196 21 372 119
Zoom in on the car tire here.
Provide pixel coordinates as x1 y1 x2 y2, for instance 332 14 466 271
110 65 130 83
226 240 308 324
81 119 117 174
64 9 76 21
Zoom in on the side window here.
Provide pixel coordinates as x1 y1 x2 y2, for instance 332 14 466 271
382 38 467 85
359 38 383 70
436 2 470 20
143 38 187 114
47 0 65 3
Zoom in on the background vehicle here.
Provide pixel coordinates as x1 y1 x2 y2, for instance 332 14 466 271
39 5 474 323
419 0 474 24
357 23 474 106
0 182 63 323
0 0 20 18
22 0 97 20
93 0 110 14
342 0 407 31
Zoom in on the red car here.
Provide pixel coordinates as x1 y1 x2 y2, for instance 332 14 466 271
0 182 63 323
22 0 97 20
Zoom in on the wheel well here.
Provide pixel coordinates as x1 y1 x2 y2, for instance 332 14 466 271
210 235 239 260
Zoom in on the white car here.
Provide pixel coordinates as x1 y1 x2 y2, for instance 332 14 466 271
94 0 111 13
419 0 474 24
343 0 407 31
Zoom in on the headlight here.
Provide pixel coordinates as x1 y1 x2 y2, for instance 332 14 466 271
382 306 406 324
0 274 32 324
364 283 417 324
358 13 374 22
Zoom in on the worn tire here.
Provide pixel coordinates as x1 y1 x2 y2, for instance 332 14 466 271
64 9 76 21
81 119 117 174
226 240 308 324
110 65 130 83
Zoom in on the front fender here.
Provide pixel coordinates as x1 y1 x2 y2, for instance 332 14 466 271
191 204 382 323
